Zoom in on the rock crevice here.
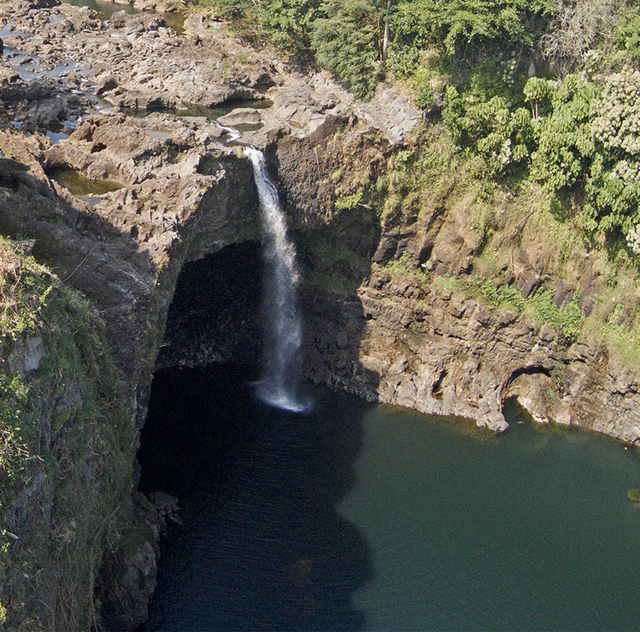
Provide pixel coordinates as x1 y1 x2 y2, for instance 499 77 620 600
1 2 639 631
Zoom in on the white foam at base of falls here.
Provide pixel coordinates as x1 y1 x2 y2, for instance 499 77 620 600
244 147 308 413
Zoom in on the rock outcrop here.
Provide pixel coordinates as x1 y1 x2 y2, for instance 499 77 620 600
0 1 639 631
304 276 640 440
0 108 260 630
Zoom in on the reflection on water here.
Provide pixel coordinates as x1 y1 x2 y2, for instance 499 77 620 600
62 0 140 18
138 365 372 631
123 99 273 120
46 130 70 144
138 368 640 632
0 24 29 38
144 129 172 140
61 0 185 33
48 168 123 205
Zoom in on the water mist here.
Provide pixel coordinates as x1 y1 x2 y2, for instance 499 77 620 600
244 147 308 412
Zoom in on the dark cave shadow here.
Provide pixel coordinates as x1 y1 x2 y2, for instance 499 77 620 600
137 363 374 632
156 242 264 370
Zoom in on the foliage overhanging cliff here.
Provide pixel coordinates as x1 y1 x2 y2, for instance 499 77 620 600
198 0 640 244
195 0 640 363
0 237 133 631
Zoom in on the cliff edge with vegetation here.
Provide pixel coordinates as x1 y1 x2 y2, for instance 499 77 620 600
0 0 639 629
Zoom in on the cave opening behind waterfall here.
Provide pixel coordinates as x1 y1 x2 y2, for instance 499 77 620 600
136 242 373 631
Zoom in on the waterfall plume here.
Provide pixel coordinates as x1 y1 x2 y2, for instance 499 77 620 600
244 147 308 413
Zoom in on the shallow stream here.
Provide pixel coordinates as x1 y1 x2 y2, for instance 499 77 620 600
61 0 185 33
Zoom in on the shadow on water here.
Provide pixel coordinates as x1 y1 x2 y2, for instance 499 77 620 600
137 363 374 632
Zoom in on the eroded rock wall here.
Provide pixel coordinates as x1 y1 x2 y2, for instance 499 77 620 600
270 132 640 442
1 2 639 630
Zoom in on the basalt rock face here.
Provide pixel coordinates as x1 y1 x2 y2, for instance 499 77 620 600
256 102 640 440
279 128 640 440
304 274 640 440
284 123 640 440
1 1 640 630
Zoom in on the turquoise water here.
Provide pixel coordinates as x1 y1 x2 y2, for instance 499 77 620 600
139 366 640 631
340 400 640 631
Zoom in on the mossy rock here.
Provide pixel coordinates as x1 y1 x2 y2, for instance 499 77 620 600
627 489 640 502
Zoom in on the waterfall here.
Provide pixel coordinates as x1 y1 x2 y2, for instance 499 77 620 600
244 147 308 412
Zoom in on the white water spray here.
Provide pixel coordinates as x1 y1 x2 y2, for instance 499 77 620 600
220 124 242 142
244 147 307 413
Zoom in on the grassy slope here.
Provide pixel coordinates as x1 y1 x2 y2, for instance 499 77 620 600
374 124 640 366
0 237 133 631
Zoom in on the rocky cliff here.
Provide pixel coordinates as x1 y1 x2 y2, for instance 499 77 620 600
0 1 639 630
270 120 640 443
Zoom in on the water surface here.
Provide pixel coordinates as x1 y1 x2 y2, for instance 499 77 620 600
139 365 370 631
62 0 185 32
139 366 640 631
341 400 640 631
62 0 140 19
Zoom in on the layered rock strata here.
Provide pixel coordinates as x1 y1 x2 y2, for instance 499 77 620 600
304 277 640 440
0 1 639 630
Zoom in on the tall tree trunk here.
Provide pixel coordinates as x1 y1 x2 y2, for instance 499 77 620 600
382 0 392 65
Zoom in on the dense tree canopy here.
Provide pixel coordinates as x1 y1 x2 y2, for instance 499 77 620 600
192 0 640 248
392 0 554 57
311 0 382 99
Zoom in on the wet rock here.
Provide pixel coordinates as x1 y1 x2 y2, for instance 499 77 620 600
149 491 182 528
217 107 262 127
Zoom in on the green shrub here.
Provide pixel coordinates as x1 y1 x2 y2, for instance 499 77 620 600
311 0 382 99
528 74 597 193
447 275 583 343
335 191 363 210
256 0 320 56
442 79 534 177
392 0 554 60
613 6 640 62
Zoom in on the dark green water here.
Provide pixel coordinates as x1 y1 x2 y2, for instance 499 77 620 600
122 98 273 120
61 0 185 33
47 168 123 205
340 401 640 631
138 365 640 631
